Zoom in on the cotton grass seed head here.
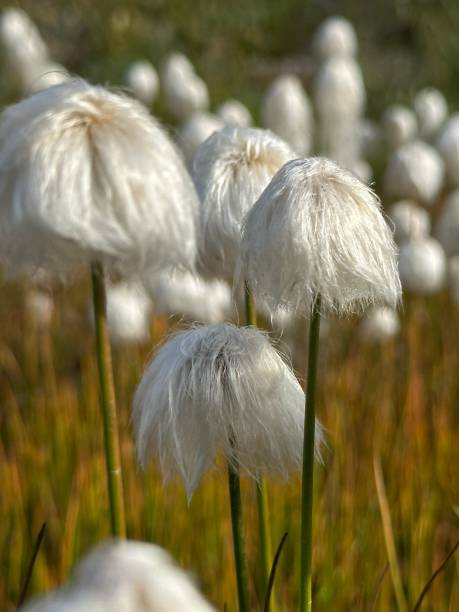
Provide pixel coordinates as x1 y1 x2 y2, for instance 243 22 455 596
384 141 444 207
414 87 448 139
105 283 152 345
399 237 446 294
217 99 252 128
178 112 224 164
389 200 431 244
437 114 459 185
313 16 358 60
125 60 159 106
133 323 322 499
161 52 209 121
261 74 313 155
382 105 417 150
239 157 401 316
0 79 198 277
435 190 459 256
193 126 295 280
360 306 400 342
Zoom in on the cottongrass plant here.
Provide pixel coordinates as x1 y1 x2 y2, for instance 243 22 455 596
436 114 459 185
239 157 401 611
360 306 400 342
161 52 209 121
179 112 224 164
312 15 358 60
384 141 444 207
124 60 159 107
413 87 448 140
22 540 215 611
104 283 152 345
382 105 417 150
399 237 447 294
0 79 199 538
389 200 431 244
217 99 252 127
435 190 459 256
133 323 323 612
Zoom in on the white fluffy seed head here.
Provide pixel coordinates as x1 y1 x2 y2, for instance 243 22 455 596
239 157 401 316
105 283 152 345
217 99 252 127
413 87 448 139
161 53 209 121
437 114 459 185
384 141 444 207
23 62 70 94
125 60 159 106
25 289 54 328
351 159 373 184
21 590 110 612
178 112 224 164
382 105 417 150
192 127 296 279
399 237 446 294
0 8 49 84
360 306 400 342
389 200 431 244
133 323 322 499
449 255 459 304
144 270 233 324
312 16 358 60
261 74 313 155
435 190 459 256
0 79 198 277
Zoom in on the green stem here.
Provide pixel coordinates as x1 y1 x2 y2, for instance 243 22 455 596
90 261 126 538
244 284 276 611
299 295 321 612
228 461 250 612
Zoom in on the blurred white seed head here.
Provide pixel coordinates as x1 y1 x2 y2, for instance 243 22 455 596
314 57 365 167
413 87 448 139
437 114 459 185
105 283 151 345
435 190 459 256
0 79 198 277
384 141 444 206
125 60 159 106
25 289 54 328
133 323 323 498
261 74 313 155
360 306 400 342
312 16 358 60
399 237 446 294
239 157 401 316
24 62 70 94
217 99 252 127
23 539 215 612
192 126 295 279
351 159 373 184
178 112 224 164
449 255 459 304
389 200 431 244
358 118 382 158
0 8 49 87
161 53 209 121
144 270 233 324
382 105 417 150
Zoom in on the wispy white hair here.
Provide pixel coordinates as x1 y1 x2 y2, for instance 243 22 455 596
312 16 358 59
449 255 459 304
192 127 296 279
105 283 152 345
399 237 446 294
26 289 54 328
133 323 322 499
125 60 159 106
360 306 400 342
382 105 417 150
413 87 448 140
384 141 444 207
217 99 252 128
22 539 215 612
0 79 198 277
239 157 401 316
435 190 459 256
0 8 49 86
437 114 459 185
314 57 365 167
261 74 313 155
178 112 224 164
144 270 233 324
161 53 209 121
389 200 431 244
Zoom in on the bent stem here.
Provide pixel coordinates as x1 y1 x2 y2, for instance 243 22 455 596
299 295 321 612
91 261 126 538
244 284 276 610
228 461 250 612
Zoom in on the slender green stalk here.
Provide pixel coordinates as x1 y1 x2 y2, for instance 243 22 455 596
90 261 126 538
244 284 276 611
299 295 321 612
227 461 250 612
